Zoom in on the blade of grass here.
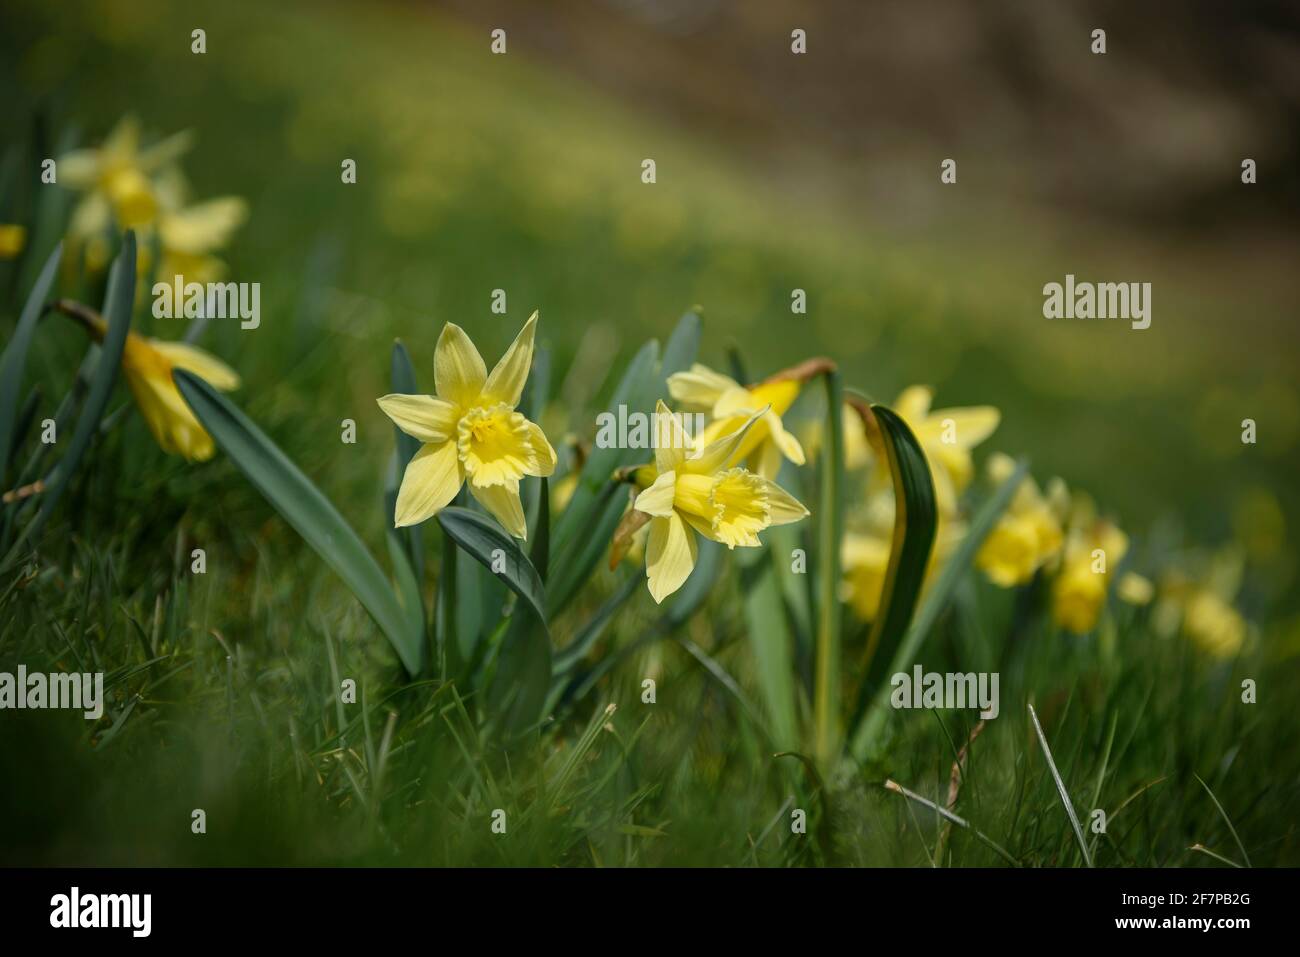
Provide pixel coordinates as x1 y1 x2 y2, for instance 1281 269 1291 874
1028 703 1092 867
1193 772 1251 867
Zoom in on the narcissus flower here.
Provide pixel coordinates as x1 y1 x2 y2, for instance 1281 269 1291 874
59 116 194 252
667 363 805 479
976 454 1065 587
1051 516 1128 634
628 400 809 602
884 385 1000 515
378 313 555 537
70 307 239 462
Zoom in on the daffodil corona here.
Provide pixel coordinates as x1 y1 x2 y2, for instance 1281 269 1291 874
378 313 555 538
628 401 808 602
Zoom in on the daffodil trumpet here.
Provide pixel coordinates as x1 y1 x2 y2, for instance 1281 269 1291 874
614 400 810 603
378 312 556 539
54 298 241 462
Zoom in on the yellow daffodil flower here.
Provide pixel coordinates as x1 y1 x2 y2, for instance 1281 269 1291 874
976 454 1064 587
0 224 26 259
378 313 555 537
630 400 809 602
72 308 239 462
1051 517 1128 634
59 116 194 259
667 363 805 479
882 385 1000 515
1154 552 1248 658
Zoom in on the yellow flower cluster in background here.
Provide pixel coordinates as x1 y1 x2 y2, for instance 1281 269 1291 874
50 116 248 461
58 116 247 282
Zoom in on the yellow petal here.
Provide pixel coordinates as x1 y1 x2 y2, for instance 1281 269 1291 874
749 379 801 417
894 385 933 425
482 311 536 408
394 440 463 527
470 479 527 539
435 323 487 407
653 398 690 473
377 393 460 444
521 419 557 476
158 197 248 255
634 469 677 517
137 129 196 172
766 411 805 465
125 368 214 461
667 363 740 412
759 476 810 525
712 386 757 419
686 406 768 474
923 405 1001 449
645 513 698 603
150 340 241 391
56 149 101 188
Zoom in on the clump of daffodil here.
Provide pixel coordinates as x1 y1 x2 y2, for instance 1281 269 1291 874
976 453 1066 587
378 312 555 538
61 302 239 462
873 385 1000 515
1050 496 1129 634
621 400 809 602
58 116 194 270
667 362 810 479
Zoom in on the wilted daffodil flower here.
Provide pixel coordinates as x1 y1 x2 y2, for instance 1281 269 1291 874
59 116 194 261
65 304 239 462
378 313 555 538
884 385 1000 515
976 454 1065 587
667 363 805 479
625 400 809 602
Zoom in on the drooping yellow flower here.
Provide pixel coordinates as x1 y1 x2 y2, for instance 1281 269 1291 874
667 363 805 479
882 385 1000 515
630 400 809 602
59 116 194 257
1051 517 1128 634
73 309 240 462
0 224 26 259
976 454 1065 587
378 313 555 538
